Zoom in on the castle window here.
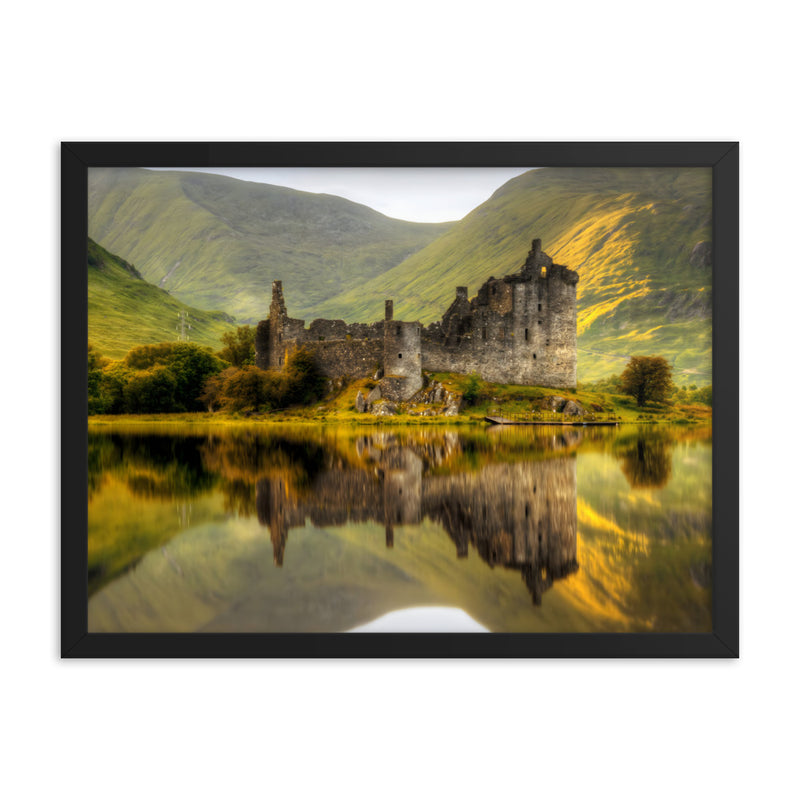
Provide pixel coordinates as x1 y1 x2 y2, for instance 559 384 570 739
398 353 402 358
279 357 283 366
546 339 550 346
538 320 542 325
533 353 537 360
540 267 547 278
396 325 401 335
482 328 487 341
492 285 497 295
538 303 542 312
524 328 529 341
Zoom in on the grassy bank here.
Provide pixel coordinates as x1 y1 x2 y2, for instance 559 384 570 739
89 371 710 426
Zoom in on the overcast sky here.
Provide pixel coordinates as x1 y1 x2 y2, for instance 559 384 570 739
147 167 533 223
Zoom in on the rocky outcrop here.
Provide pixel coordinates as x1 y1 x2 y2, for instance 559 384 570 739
562 399 586 417
354 378 462 417
355 390 366 413
690 241 712 270
540 395 567 412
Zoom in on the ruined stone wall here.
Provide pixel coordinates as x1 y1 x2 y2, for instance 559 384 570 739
256 238 577 390
254 280 386 376
383 319 423 398
300 339 384 379
421 244 578 388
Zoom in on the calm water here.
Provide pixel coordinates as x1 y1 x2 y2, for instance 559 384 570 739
88 423 712 633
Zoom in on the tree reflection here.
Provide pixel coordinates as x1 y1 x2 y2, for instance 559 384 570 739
616 430 673 489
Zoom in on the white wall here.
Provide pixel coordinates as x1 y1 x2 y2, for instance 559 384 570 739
3 2 794 798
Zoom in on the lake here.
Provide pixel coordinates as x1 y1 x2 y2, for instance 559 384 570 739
87 422 712 633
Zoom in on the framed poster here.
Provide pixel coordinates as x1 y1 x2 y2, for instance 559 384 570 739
63 142 738 657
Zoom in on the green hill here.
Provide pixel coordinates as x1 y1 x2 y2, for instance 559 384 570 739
309 168 712 384
88 168 453 324
88 238 235 359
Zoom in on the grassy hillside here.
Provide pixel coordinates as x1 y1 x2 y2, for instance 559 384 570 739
88 168 452 323
88 238 235 359
310 168 712 384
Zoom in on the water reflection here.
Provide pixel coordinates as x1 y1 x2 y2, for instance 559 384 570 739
615 429 674 489
88 423 712 632
254 433 578 604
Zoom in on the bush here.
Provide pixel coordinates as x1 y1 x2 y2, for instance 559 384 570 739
461 373 481 407
123 366 178 413
123 342 225 412
283 347 326 406
200 346 326 414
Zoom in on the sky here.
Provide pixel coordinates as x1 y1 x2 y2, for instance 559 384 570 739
147 167 533 222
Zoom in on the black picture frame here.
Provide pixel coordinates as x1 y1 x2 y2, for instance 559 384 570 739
62 141 738 658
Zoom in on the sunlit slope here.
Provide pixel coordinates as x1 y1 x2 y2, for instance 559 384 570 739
88 168 453 323
88 238 235 359
311 168 712 383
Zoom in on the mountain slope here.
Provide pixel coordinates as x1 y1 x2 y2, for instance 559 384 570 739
88 168 453 323
310 167 712 383
88 238 234 359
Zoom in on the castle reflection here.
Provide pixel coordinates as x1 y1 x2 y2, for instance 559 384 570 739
254 432 578 605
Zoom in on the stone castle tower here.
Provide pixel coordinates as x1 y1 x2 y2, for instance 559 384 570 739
254 237 578 394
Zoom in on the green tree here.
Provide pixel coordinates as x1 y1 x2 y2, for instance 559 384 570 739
218 326 256 367
283 346 326 406
216 366 276 412
620 356 674 407
88 343 110 414
123 341 224 411
123 366 178 413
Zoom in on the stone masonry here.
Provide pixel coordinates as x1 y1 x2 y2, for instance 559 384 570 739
254 238 579 397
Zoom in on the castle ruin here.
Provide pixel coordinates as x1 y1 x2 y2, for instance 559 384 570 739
254 238 578 395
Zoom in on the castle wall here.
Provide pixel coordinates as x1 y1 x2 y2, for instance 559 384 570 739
383 319 423 397
300 339 384 379
421 255 578 389
255 238 578 391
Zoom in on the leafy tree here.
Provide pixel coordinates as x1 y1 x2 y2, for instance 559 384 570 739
199 347 325 414
620 356 674 407
123 366 178 413
88 343 110 414
123 342 225 411
216 366 277 412
98 362 135 414
124 342 177 371
282 347 326 405
199 367 238 412
218 326 256 367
